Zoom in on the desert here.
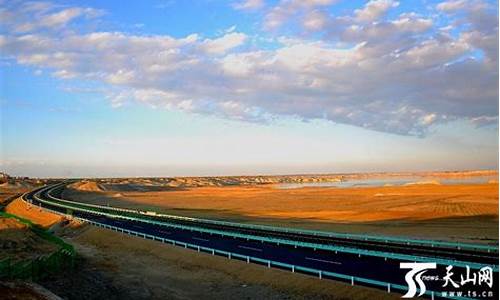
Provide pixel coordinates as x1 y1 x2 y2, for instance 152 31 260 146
1 171 498 299
1 173 409 300
3 1 499 298
62 171 498 243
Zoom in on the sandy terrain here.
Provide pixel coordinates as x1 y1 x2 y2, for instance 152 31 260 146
4 199 62 228
0 217 58 262
0 173 46 205
97 184 497 222
63 181 499 243
1 183 31 207
1 194 398 299
68 181 104 192
2 171 497 299
88 170 498 189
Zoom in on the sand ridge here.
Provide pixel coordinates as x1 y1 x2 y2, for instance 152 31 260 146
65 183 499 223
5 198 62 228
62 179 499 242
68 181 104 192
85 170 498 189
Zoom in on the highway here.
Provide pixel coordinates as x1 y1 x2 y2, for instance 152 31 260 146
24 183 499 298
43 183 498 265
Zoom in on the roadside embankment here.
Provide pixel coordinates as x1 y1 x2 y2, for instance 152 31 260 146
4 198 63 228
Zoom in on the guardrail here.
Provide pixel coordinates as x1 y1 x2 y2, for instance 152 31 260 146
30 188 498 271
0 211 75 281
26 191 483 300
82 217 472 300
45 183 498 252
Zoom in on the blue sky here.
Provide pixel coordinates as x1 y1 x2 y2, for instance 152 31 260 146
0 0 498 177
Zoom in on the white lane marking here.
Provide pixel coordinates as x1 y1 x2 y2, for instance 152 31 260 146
238 245 263 252
192 237 210 242
305 257 342 265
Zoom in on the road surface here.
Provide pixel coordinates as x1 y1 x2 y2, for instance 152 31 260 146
23 183 499 299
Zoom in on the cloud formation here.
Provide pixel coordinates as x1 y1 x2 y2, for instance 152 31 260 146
0 1 498 136
233 0 265 11
354 0 399 23
263 0 337 30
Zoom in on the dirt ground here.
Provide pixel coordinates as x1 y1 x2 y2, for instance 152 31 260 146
40 224 399 300
0 185 29 207
2 195 401 299
1 173 498 299
0 176 47 206
4 199 63 228
0 180 62 229
0 281 62 300
0 217 58 262
63 182 499 243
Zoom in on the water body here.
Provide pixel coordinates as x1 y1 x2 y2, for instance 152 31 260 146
277 176 497 189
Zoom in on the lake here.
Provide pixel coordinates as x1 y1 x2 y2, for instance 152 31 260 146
277 176 497 189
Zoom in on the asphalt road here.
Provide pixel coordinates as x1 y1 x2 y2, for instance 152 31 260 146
24 184 499 298
44 183 498 265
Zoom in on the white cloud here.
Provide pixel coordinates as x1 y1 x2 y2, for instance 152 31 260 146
392 14 433 32
470 115 499 126
296 0 337 8
303 10 329 31
1 1 498 136
354 0 399 23
39 8 87 27
263 6 290 30
202 32 247 54
263 0 337 30
106 69 136 84
52 69 77 79
1 3 104 33
233 0 264 11
436 0 467 12
222 52 263 76
420 113 437 125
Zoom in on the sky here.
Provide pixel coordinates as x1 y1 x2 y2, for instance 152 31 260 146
0 0 498 178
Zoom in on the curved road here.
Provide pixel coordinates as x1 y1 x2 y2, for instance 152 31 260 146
24 183 499 299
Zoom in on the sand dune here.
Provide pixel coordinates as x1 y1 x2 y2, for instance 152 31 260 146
69 181 104 192
64 182 498 223
5 198 62 228
62 181 498 241
77 169 498 190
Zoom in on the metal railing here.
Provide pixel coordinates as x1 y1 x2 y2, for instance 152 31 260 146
82 217 472 300
29 190 498 271
25 193 483 300
44 183 498 253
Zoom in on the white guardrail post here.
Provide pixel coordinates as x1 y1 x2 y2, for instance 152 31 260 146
24 186 483 298
40 182 499 253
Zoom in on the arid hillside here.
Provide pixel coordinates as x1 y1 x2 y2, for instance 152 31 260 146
85 170 497 189
1 184 398 300
62 171 499 243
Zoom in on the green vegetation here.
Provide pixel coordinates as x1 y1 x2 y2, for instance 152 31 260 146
0 211 75 281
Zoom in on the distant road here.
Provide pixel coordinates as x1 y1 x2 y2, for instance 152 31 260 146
24 183 499 298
